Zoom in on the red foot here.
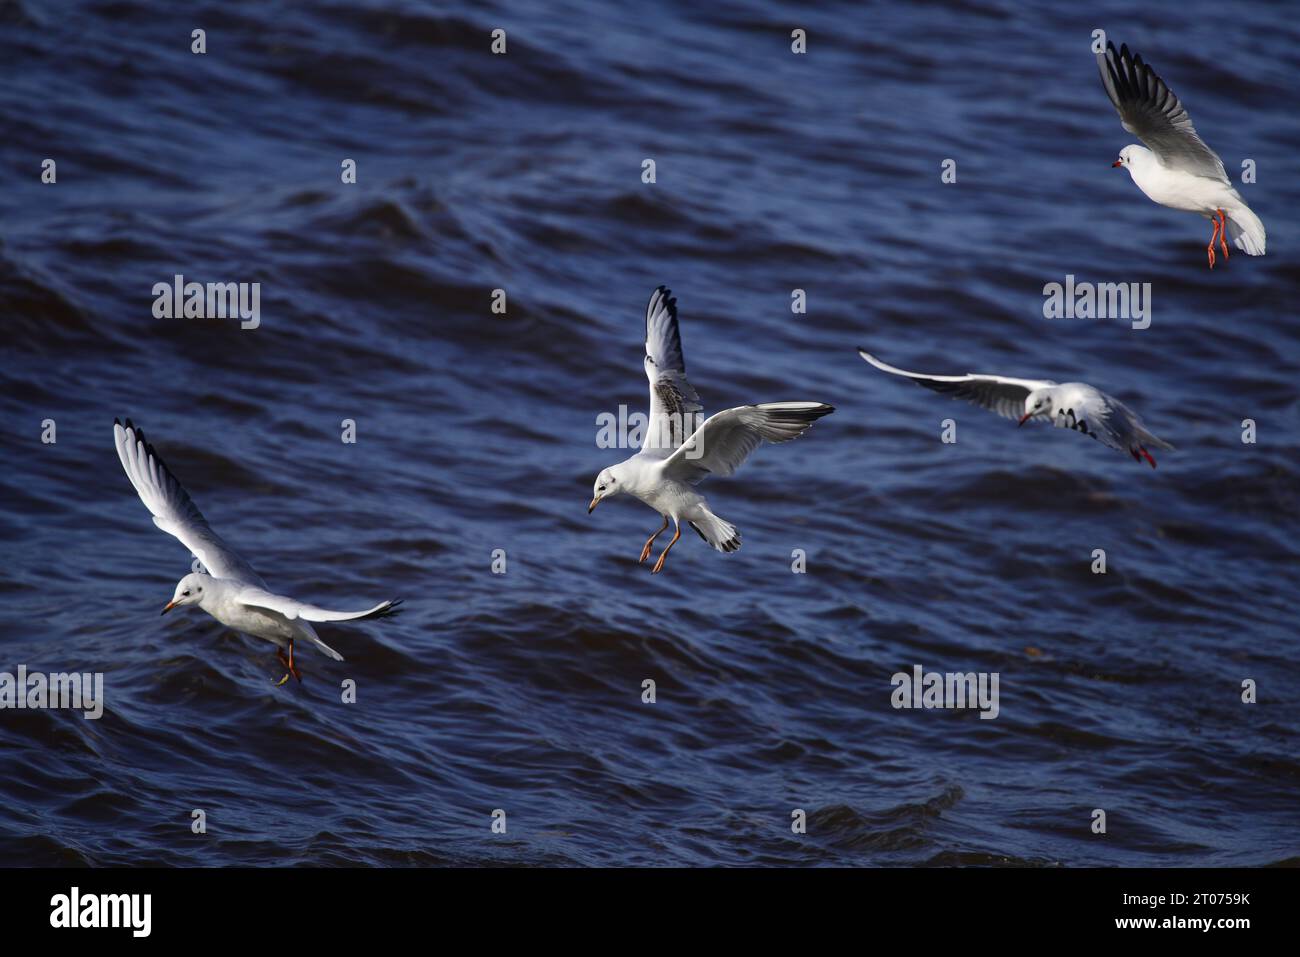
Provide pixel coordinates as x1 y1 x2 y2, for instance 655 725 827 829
1218 208 1230 260
275 643 304 683
1137 447 1157 469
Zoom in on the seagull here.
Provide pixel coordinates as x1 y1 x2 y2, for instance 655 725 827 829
1097 40 1265 268
113 419 400 686
858 349 1173 467
588 287 834 574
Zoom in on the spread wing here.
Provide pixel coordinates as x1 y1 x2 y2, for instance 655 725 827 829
236 588 402 623
1096 40 1228 183
113 418 266 586
640 285 703 457
858 348 1053 421
662 402 833 485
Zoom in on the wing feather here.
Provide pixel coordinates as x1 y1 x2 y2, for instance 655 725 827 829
641 286 703 456
236 589 402 623
858 349 1051 421
662 402 833 484
1096 41 1228 183
113 419 265 586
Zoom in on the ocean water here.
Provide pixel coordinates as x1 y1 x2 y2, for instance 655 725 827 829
0 0 1297 866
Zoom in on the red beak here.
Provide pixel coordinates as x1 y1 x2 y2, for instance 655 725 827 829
1018 413 1033 426
1111 159 1123 168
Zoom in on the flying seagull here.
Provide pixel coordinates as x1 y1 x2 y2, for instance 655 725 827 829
1097 39 1265 268
589 287 834 573
113 419 400 685
858 349 1173 467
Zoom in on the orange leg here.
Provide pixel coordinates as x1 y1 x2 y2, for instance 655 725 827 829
639 515 669 563
1206 214 1221 269
1218 208 1230 259
650 525 682 575
274 640 303 686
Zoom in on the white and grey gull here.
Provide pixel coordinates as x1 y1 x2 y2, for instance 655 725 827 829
858 349 1173 468
1097 39 1265 268
113 419 400 685
589 287 834 574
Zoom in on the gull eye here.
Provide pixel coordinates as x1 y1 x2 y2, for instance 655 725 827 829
183 590 191 597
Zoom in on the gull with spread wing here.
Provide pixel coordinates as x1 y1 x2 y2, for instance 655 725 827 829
113 419 400 686
589 287 834 574
1097 39 1265 268
858 349 1173 467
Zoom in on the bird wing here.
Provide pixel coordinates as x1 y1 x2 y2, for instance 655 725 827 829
1096 41 1229 183
662 402 833 484
858 349 1053 421
113 418 266 586
640 286 704 457
236 588 402 623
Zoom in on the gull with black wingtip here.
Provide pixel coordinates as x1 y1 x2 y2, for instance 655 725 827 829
589 287 834 574
1097 39 1265 268
858 349 1173 467
113 419 401 686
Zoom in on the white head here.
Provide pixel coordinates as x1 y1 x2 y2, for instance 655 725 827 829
1020 388 1055 426
1111 144 1148 171
588 464 627 514
162 572 211 615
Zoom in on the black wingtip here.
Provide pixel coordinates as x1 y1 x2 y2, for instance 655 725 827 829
658 285 677 315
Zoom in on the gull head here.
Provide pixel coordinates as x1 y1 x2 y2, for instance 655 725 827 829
1112 144 1145 170
588 466 624 513
162 572 211 615
1020 388 1054 426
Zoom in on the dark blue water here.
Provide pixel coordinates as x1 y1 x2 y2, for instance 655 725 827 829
1 0 1297 866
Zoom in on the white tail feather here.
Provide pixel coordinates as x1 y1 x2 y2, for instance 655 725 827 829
689 511 741 553
1227 204 1266 256
302 623 344 661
